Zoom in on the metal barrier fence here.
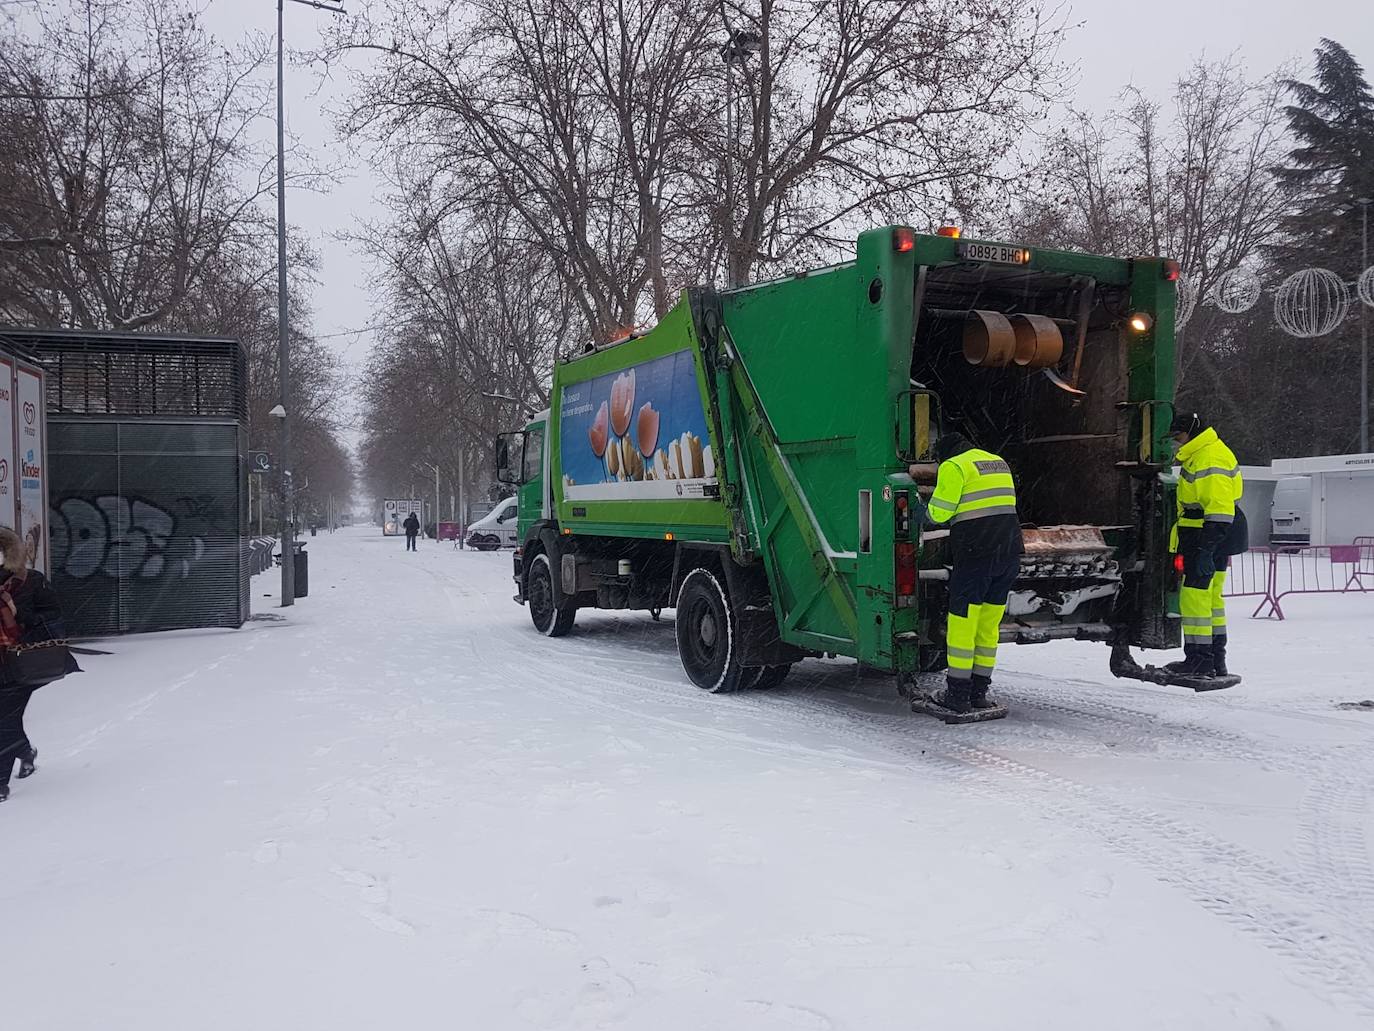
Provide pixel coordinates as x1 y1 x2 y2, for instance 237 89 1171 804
1355 537 1374 589
246 537 277 578
1222 543 1374 619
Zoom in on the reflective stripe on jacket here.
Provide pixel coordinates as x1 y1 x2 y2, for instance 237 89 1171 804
1174 428 1243 530
928 448 1018 526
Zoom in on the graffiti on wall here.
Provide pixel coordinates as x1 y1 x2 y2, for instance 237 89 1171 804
50 494 231 580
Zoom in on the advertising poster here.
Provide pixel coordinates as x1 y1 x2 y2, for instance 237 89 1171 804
559 350 716 502
0 356 14 530
16 363 46 572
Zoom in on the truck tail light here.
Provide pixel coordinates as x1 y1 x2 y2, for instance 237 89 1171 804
894 490 912 537
1162 259 1181 282
895 541 917 599
893 227 915 253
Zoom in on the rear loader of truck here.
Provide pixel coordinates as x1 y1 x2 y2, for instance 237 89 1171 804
497 226 1195 707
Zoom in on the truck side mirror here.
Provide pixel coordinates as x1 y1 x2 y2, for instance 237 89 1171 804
895 389 941 463
495 432 525 485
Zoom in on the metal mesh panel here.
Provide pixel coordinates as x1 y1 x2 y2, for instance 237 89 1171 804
48 419 247 637
1 329 245 420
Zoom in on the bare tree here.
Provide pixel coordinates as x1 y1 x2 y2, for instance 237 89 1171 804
0 0 323 330
707 0 1067 284
336 0 716 341
1012 57 1291 421
0 0 353 509
356 201 576 507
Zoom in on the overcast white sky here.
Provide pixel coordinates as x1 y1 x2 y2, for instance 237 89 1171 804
200 0 1373 436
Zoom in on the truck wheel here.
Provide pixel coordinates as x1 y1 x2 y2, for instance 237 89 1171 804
528 553 576 637
676 567 747 693
753 664 792 689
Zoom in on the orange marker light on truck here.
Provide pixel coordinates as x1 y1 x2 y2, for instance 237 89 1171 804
892 227 916 253
937 226 962 238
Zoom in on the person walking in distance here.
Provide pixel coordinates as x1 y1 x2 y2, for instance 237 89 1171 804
1166 412 1247 680
403 511 421 552
917 431 1023 719
0 527 79 803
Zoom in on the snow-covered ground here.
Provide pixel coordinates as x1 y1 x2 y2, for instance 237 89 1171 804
7 527 1374 1030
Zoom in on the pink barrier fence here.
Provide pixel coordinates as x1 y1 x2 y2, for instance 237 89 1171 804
1221 543 1374 620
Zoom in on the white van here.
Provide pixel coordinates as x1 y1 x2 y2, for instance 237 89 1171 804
1270 476 1311 546
466 497 520 550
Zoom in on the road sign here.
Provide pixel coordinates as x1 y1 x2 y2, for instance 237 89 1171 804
249 451 271 475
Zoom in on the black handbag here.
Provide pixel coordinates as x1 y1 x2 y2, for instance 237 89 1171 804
0 639 80 688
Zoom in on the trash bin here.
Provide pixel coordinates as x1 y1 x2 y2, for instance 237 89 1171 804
293 542 309 599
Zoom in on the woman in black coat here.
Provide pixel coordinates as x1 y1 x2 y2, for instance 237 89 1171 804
0 525 73 803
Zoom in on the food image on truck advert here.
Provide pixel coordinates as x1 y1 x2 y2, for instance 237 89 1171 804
560 349 716 501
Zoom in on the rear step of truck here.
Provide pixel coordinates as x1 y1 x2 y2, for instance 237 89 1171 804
1113 664 1242 692
910 695 1009 724
1109 646 1241 692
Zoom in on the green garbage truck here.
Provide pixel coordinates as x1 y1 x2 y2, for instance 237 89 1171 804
495 226 1190 698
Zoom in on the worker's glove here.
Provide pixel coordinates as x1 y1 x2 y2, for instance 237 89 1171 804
913 493 941 530
1199 520 1227 577
909 492 929 523
1195 547 1216 579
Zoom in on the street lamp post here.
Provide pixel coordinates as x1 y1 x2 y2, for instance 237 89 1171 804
718 10 760 289
276 0 345 608
1358 197 1372 453
422 461 441 545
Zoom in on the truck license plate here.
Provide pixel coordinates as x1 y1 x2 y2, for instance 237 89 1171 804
958 241 1030 265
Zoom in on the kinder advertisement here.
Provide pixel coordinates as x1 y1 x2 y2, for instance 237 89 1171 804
560 350 716 502
0 356 13 530
16 364 46 573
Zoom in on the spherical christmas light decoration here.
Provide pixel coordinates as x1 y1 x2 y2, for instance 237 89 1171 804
1358 265 1374 308
1175 272 1199 330
1273 268 1351 338
1209 268 1263 314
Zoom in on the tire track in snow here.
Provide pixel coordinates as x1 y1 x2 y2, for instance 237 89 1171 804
463 602 1374 1021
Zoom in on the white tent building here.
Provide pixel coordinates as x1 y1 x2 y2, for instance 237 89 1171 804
1232 453 1374 548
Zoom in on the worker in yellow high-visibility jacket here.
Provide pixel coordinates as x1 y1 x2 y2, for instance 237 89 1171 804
1167 412 1248 678
922 432 1024 714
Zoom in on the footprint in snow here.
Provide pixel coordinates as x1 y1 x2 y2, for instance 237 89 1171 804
741 1000 835 1029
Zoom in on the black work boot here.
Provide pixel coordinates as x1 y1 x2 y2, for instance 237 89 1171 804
928 676 973 715
17 746 36 779
968 674 998 710
1165 643 1216 678
1211 636 1228 677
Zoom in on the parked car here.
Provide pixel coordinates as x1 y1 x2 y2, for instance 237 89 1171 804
1270 476 1311 547
466 497 520 551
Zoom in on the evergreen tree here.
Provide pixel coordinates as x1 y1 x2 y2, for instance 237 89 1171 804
1260 40 1374 456
1271 39 1374 277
